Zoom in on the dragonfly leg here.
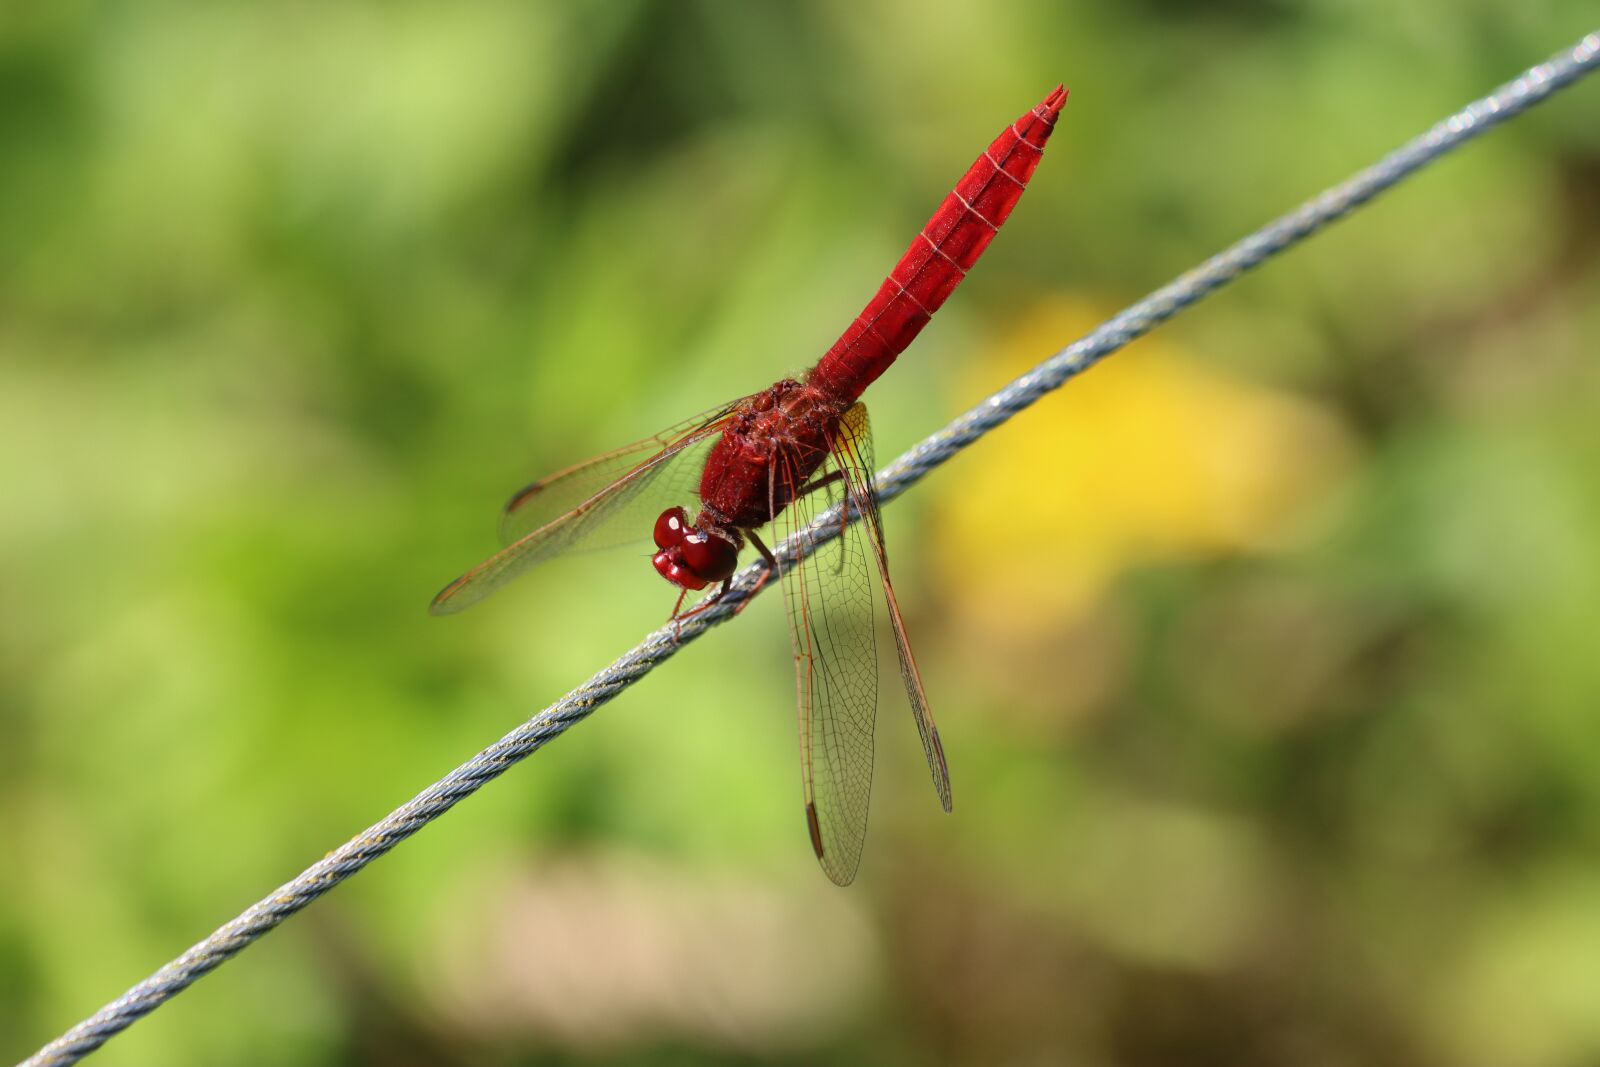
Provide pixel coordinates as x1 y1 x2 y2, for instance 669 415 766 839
668 586 691 643
790 468 852 556
748 529 779 567
725 530 779 618
670 574 741 639
795 469 844 497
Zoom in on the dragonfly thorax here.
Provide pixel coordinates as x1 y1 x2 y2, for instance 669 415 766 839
652 506 740 590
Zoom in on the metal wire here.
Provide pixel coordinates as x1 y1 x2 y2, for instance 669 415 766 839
20 29 1599 1067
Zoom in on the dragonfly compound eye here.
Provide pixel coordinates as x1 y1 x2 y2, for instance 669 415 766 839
654 507 690 549
680 531 739 582
652 548 708 591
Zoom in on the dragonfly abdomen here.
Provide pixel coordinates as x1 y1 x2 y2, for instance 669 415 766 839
807 85 1067 405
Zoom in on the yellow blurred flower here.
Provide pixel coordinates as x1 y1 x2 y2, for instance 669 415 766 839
934 298 1353 634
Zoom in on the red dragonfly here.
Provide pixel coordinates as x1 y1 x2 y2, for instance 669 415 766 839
433 86 1067 884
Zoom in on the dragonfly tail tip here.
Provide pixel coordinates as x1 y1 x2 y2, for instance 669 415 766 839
1042 84 1069 121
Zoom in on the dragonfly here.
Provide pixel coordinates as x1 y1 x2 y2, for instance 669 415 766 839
432 85 1067 884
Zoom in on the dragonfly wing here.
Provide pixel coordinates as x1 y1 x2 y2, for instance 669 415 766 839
777 438 878 886
499 401 743 548
431 405 739 615
834 402 952 812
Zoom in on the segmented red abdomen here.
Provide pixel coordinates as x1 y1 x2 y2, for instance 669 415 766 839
807 85 1067 404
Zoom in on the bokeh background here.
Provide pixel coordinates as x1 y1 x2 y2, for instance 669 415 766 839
5 3 1600 1065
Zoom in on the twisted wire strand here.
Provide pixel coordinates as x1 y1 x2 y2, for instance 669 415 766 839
21 29 1599 1067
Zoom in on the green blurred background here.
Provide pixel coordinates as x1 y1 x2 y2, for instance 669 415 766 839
5 3 1600 1064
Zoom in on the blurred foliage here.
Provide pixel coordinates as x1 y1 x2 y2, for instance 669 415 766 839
3 3 1600 1065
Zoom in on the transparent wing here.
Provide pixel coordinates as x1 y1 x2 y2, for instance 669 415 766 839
498 401 743 548
833 402 951 812
777 432 880 886
430 403 741 616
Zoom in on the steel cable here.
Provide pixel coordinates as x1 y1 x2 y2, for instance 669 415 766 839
19 29 1599 1067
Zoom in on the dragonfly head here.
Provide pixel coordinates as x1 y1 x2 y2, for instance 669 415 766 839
652 506 739 590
